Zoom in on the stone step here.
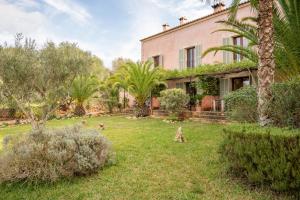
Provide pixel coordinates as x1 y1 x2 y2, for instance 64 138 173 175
190 118 228 124
193 111 226 116
194 115 226 120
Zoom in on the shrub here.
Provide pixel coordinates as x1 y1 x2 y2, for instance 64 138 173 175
224 86 258 122
0 125 114 183
269 79 300 128
224 79 300 128
159 89 189 114
220 124 300 191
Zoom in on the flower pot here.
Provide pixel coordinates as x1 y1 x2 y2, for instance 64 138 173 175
201 96 219 111
151 97 160 109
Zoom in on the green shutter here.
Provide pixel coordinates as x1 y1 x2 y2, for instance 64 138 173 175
220 78 230 97
228 38 233 63
220 79 224 97
223 38 228 64
179 49 184 70
176 82 184 89
159 55 163 67
195 45 202 66
223 38 233 64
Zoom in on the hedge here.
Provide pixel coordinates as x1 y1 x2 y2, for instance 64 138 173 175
220 124 300 192
224 79 300 128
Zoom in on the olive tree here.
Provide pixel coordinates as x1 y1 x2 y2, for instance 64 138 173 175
0 34 93 129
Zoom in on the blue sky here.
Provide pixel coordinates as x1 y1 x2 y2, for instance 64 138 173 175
0 0 232 68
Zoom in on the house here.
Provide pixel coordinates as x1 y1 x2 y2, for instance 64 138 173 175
140 1 257 112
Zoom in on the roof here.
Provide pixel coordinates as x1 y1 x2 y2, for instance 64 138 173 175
140 1 250 42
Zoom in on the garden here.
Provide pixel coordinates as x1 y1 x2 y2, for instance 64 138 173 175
0 0 300 199
0 116 295 200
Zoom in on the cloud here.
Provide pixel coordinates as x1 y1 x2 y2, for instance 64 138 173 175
0 0 104 67
43 0 91 24
112 0 216 65
148 0 213 20
0 0 49 41
0 0 227 69
109 0 165 64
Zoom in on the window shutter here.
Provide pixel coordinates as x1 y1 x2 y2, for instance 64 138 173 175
223 38 228 64
195 45 202 66
224 78 229 95
228 38 233 63
223 38 233 64
220 78 230 97
243 37 249 47
220 79 224 97
159 55 163 67
179 49 184 70
176 82 184 89
183 49 187 69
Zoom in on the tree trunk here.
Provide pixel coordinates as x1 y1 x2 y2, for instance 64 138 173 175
135 104 149 117
123 90 126 110
257 0 275 126
31 119 45 130
74 104 86 116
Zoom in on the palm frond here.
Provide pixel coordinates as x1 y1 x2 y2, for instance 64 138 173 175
202 45 258 63
70 76 98 105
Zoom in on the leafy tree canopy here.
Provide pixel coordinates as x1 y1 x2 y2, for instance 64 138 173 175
0 34 102 128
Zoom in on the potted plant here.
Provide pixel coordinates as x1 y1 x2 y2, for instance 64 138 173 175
196 76 219 111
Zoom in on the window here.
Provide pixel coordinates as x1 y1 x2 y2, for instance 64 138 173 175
176 82 184 89
186 47 195 68
233 36 244 62
153 55 160 67
232 77 250 91
185 82 197 96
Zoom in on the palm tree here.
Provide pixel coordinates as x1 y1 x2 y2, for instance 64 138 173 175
225 0 276 126
204 0 300 80
111 70 129 110
99 78 120 113
70 75 98 116
121 61 164 117
273 0 300 79
208 0 300 125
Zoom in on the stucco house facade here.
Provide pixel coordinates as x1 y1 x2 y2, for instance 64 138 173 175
140 1 257 112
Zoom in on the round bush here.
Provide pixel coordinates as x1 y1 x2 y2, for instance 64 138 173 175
0 125 114 183
224 86 258 122
159 88 189 114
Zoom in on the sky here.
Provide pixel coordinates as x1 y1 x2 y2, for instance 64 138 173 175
0 0 232 69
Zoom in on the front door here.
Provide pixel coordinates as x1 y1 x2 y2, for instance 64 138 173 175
232 77 250 91
185 82 197 110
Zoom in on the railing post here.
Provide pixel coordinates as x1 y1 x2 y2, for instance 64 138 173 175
213 100 216 112
221 100 225 113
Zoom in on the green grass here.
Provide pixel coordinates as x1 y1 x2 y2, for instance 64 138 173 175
0 116 293 200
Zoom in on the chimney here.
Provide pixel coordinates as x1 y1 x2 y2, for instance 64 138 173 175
212 0 225 13
162 24 170 31
179 17 188 25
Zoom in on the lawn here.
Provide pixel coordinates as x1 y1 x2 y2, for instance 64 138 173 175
0 116 292 200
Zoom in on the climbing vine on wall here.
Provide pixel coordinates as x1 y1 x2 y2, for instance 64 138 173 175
197 76 219 96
